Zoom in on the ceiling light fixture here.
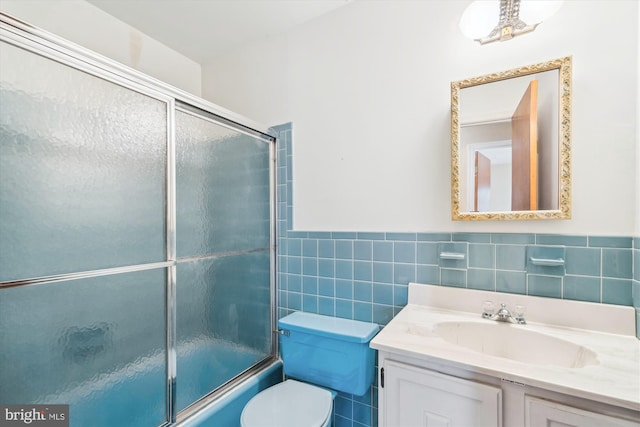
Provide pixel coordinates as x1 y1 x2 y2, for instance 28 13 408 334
460 0 563 45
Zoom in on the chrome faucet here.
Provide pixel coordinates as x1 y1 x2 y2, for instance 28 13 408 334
482 302 526 325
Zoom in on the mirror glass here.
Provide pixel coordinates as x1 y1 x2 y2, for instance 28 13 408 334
451 57 572 221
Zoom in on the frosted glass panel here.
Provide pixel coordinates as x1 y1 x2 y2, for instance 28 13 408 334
0 42 167 282
176 251 271 411
0 269 167 427
176 110 270 258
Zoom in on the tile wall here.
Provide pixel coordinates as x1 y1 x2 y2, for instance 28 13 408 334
273 123 637 427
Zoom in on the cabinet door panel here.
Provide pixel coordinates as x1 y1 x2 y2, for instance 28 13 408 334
525 396 638 427
384 360 501 427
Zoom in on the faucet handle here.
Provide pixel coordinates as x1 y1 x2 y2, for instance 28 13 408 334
514 304 526 324
482 300 495 318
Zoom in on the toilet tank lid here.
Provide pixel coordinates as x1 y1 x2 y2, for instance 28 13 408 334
278 312 379 343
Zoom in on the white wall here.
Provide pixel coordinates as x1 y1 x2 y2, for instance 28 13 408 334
203 0 638 235
0 0 202 96
637 3 640 237
491 163 511 212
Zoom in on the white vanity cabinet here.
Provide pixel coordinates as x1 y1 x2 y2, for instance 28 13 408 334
382 359 501 426
378 352 640 427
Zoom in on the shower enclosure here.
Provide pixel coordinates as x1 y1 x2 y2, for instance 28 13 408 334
0 14 277 427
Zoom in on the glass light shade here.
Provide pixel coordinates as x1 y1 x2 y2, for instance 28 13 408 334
519 0 563 25
460 0 500 40
460 0 563 42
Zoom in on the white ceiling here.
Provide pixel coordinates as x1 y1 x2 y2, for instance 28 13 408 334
86 0 352 64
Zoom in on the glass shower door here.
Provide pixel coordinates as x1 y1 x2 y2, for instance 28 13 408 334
0 40 170 427
1 18 276 426
175 108 273 412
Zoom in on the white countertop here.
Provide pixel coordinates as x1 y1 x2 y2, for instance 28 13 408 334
370 283 640 411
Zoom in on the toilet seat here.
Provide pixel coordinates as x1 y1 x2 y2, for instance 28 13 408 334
241 380 333 427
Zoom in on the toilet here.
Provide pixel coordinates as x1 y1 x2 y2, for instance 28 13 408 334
241 312 379 427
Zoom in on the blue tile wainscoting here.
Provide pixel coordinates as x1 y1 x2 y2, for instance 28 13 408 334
272 123 639 427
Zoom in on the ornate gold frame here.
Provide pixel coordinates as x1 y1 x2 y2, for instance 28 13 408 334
451 56 572 221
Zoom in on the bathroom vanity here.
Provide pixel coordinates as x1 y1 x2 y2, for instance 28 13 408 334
370 283 640 427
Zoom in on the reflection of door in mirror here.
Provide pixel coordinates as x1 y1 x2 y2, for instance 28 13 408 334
512 80 538 210
469 81 539 212
462 128 512 212
458 68 560 214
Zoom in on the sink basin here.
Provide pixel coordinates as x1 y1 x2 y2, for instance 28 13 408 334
430 321 599 368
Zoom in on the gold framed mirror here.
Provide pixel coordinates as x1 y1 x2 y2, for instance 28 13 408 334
451 56 572 221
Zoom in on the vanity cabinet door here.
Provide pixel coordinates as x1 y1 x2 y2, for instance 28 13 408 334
525 396 638 427
383 360 502 427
